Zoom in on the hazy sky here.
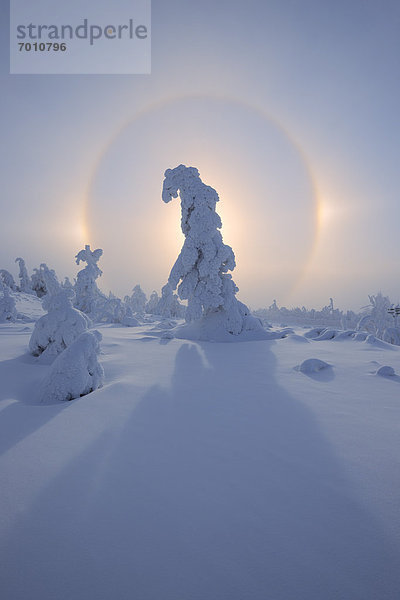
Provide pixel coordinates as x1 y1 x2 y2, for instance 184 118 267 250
1 0 399 310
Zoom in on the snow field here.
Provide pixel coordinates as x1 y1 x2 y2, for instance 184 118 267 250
0 322 400 599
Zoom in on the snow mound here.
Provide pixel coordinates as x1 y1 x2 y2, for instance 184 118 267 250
171 310 271 342
314 329 338 340
353 332 368 341
365 334 395 350
304 327 326 339
13 291 45 321
333 330 357 340
287 334 310 343
296 358 331 373
376 365 395 377
37 330 104 403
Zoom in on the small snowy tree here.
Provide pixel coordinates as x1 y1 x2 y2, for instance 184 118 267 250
15 257 32 293
358 292 393 339
0 269 17 291
37 330 104 403
162 165 265 338
145 290 160 314
74 245 106 317
61 276 74 293
31 267 47 297
0 283 17 323
97 295 139 326
29 289 90 363
31 263 59 298
156 283 186 318
125 284 147 314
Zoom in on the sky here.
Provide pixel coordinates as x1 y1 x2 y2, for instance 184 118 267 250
1 0 400 311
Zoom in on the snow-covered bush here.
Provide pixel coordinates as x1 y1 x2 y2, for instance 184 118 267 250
37 330 104 403
31 267 47 297
357 293 394 340
383 327 400 346
145 290 160 314
29 290 90 363
97 294 139 326
15 257 32 293
61 276 74 293
162 164 265 339
31 263 59 298
155 283 186 318
0 269 17 291
0 283 17 323
74 245 106 317
125 284 147 314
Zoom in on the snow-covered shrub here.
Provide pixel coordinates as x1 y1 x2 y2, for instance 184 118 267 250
162 164 265 339
155 283 185 318
29 290 90 363
30 263 59 298
74 245 106 317
15 257 32 293
145 290 160 314
37 330 104 403
125 284 147 314
0 269 17 291
357 293 394 340
61 276 74 293
383 327 400 346
0 283 17 323
97 295 139 326
31 267 47 297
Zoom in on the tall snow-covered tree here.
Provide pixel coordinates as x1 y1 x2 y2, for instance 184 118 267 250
15 257 32 293
0 282 17 323
162 164 264 337
74 245 105 316
0 269 17 291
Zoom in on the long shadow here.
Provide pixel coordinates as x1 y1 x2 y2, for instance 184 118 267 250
0 354 65 455
1 340 399 600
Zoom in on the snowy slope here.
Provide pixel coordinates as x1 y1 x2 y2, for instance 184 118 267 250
0 323 399 600
13 291 45 321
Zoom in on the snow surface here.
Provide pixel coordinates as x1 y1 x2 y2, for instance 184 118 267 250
1 320 400 599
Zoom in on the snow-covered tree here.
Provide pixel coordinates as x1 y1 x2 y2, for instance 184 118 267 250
29 289 90 363
15 257 32 293
155 283 186 318
31 263 59 298
0 283 17 323
358 292 393 339
162 164 264 338
0 269 17 291
74 245 106 317
125 284 147 314
97 295 139 326
31 267 47 297
61 276 74 293
37 330 104 403
145 290 160 314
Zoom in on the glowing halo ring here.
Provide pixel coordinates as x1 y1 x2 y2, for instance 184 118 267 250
84 93 320 299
